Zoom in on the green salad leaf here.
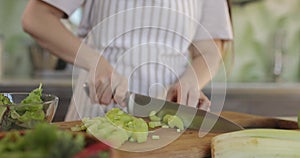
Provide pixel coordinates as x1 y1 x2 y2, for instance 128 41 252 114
0 94 12 105
18 110 45 122
21 83 43 104
0 83 48 131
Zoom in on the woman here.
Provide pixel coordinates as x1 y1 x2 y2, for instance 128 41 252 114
22 0 232 121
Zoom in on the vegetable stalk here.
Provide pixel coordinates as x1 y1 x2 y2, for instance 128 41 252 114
211 129 300 158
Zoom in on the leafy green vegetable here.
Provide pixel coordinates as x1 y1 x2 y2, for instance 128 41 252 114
0 94 12 105
18 110 45 122
48 129 85 158
14 103 43 113
0 106 7 123
0 84 48 131
0 123 85 158
21 83 43 104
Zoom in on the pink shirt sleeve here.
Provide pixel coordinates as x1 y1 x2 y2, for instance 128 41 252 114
42 0 84 17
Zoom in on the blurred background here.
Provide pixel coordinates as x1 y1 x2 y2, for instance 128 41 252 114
0 0 299 121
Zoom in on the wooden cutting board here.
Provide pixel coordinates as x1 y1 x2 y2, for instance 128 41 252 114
54 111 298 158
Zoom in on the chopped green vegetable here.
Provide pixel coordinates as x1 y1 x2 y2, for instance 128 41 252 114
149 111 156 117
127 118 148 143
151 135 160 140
176 129 181 133
162 114 172 123
150 115 161 122
149 112 186 131
167 115 184 130
106 129 128 147
106 108 148 143
161 125 169 128
131 131 148 143
149 121 162 128
161 114 184 130
90 125 116 139
129 137 135 142
76 108 149 147
149 110 161 121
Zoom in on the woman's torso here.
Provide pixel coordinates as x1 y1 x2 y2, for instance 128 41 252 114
81 0 204 97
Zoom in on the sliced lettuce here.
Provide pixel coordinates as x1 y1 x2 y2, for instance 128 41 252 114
21 83 43 104
0 84 46 131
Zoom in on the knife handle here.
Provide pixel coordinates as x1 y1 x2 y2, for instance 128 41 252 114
83 82 90 97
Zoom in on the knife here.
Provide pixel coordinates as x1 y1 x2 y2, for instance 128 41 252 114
127 93 243 133
83 83 243 133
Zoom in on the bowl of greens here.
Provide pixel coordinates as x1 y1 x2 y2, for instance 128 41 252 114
0 84 58 131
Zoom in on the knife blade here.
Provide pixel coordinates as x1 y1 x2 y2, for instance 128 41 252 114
127 93 244 133
83 82 243 133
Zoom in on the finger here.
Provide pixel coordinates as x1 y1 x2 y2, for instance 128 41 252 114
113 80 128 106
88 80 98 104
114 86 128 107
166 86 177 102
100 84 113 105
198 91 211 111
177 83 188 105
187 89 200 108
199 100 211 111
96 79 109 104
88 68 99 103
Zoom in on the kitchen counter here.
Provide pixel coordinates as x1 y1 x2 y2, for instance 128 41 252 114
54 111 299 158
1 79 300 121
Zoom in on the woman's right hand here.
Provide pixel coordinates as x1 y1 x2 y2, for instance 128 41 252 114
88 59 128 106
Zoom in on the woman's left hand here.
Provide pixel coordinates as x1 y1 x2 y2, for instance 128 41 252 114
166 82 211 111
